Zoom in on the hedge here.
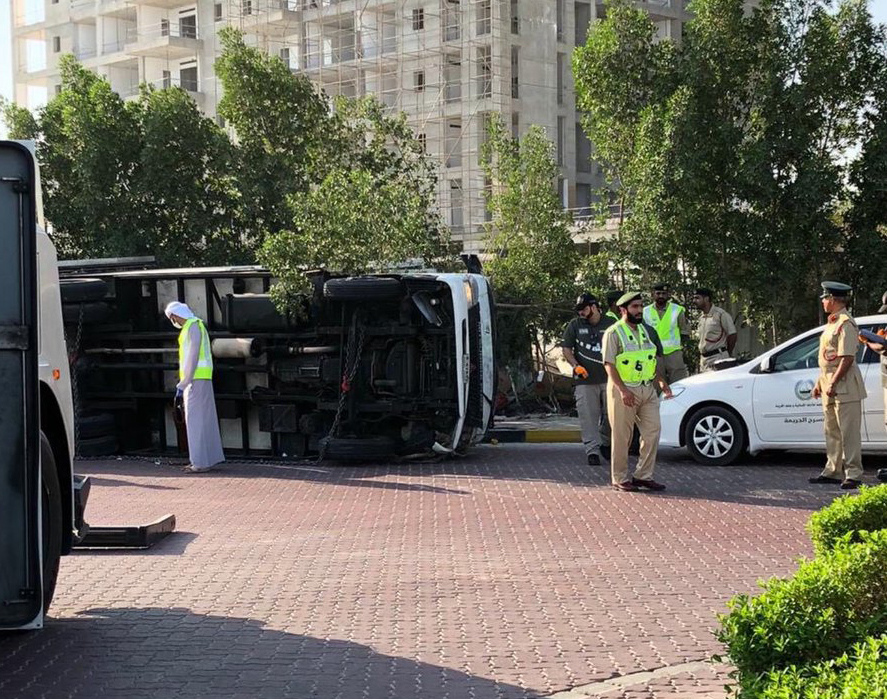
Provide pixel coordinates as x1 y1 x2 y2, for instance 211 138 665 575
808 484 887 554
716 530 887 690
756 634 887 699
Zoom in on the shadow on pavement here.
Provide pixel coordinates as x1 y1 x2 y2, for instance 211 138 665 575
74 444 884 511
0 607 539 699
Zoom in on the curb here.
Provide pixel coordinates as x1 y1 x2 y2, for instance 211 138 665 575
485 428 582 444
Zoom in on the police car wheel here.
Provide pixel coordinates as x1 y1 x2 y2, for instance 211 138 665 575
684 406 745 466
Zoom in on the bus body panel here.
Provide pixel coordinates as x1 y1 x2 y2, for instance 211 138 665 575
0 141 43 629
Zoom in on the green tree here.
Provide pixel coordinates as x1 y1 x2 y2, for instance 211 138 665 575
257 94 450 309
3 55 142 258
1 56 242 265
130 85 241 265
214 27 332 249
573 0 887 340
481 114 577 370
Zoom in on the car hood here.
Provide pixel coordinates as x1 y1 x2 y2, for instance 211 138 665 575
671 361 754 389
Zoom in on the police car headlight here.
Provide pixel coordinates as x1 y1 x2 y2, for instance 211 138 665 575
669 386 686 398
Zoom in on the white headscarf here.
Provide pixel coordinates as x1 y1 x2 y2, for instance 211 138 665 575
164 301 196 328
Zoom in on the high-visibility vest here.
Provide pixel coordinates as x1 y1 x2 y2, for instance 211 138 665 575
642 302 684 355
178 318 213 381
612 320 657 385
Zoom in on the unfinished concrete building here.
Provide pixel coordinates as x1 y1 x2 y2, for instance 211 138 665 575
10 0 693 249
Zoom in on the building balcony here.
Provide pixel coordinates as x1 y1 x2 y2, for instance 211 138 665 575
125 23 202 58
596 0 687 22
568 204 626 243
80 40 134 66
240 0 302 36
120 77 204 104
99 0 137 19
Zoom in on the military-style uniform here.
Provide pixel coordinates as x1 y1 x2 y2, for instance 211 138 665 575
697 305 736 372
603 308 662 487
643 301 690 383
815 283 866 484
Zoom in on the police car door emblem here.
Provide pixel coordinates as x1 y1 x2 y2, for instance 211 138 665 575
795 379 815 400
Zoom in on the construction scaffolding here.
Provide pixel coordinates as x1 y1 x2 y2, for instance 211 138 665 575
213 0 513 250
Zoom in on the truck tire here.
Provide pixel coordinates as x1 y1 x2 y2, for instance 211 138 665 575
320 436 396 461
40 432 63 615
323 277 402 302
62 301 113 325
78 434 119 458
60 278 108 304
77 412 116 440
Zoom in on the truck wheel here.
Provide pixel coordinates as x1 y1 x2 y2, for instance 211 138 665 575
77 413 116 440
78 434 119 458
40 432 63 615
60 278 108 303
320 436 396 461
323 277 402 301
684 406 745 466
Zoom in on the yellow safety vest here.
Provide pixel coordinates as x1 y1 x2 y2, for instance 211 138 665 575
178 318 213 381
613 321 657 385
642 302 683 355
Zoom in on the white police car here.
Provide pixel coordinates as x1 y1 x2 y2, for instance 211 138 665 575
660 315 887 465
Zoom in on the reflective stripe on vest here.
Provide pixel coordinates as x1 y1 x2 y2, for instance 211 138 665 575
613 321 657 385
643 302 683 354
178 318 213 381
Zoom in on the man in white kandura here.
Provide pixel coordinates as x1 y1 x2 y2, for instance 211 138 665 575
164 301 225 473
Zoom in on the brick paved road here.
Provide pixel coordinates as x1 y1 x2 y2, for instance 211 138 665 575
1 445 874 699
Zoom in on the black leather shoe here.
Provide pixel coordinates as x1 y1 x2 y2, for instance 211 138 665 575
632 478 666 491
612 481 638 492
587 454 601 466
808 476 842 484
841 479 861 490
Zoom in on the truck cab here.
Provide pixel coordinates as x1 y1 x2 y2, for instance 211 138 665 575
1 141 83 630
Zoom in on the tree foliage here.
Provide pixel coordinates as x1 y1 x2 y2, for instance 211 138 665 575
574 0 887 339
214 27 331 249
1 55 239 264
481 114 577 366
1 32 448 281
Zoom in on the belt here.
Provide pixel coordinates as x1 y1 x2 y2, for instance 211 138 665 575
702 348 727 358
624 380 654 388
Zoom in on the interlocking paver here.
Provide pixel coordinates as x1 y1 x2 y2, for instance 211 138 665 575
0 445 867 698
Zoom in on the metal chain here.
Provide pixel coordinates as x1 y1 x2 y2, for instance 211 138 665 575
316 320 366 465
68 303 86 458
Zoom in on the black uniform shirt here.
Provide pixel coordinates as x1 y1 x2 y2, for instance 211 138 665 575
561 316 614 384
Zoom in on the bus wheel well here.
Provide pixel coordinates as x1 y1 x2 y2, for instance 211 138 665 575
40 382 73 555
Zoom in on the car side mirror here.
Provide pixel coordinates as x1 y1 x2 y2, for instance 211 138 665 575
759 355 775 373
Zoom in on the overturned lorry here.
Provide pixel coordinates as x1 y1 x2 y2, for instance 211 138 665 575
59 261 496 461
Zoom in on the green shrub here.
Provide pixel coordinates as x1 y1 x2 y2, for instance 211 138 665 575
756 635 887 699
808 484 887 554
716 530 887 691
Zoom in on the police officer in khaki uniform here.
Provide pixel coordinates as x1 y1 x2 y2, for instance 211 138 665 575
692 287 737 372
809 282 867 489
602 292 672 492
